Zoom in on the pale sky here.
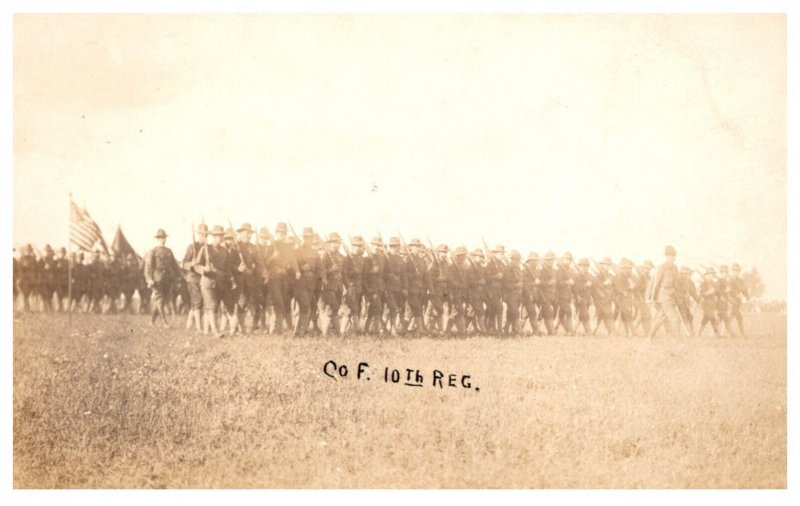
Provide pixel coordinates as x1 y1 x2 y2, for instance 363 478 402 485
13 14 786 298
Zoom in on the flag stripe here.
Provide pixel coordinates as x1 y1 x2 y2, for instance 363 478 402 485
69 199 107 253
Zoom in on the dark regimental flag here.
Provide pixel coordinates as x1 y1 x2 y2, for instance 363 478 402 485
111 225 140 261
69 198 109 253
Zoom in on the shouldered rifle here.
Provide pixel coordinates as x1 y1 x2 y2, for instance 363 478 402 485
398 231 420 275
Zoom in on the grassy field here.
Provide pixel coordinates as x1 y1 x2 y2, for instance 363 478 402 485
13 311 786 488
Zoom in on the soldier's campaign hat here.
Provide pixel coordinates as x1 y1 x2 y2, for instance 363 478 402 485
409 238 423 247
509 250 522 260
472 248 485 257
621 258 633 269
154 228 168 239
578 257 590 266
237 223 253 234
351 236 365 246
719 265 729 273
197 223 209 234
600 257 613 265
680 266 691 274
526 252 539 263
327 232 342 243
371 236 383 246
389 237 401 247
543 251 555 260
210 225 225 236
436 244 449 253
732 263 741 272
705 267 716 276
259 227 271 238
664 245 677 256
275 222 288 233
492 245 505 254
44 244 53 252
303 227 314 237
224 227 235 240
59 247 67 254
562 251 573 261
454 246 468 257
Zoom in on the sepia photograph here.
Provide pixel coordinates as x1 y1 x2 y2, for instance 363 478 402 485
8 5 791 493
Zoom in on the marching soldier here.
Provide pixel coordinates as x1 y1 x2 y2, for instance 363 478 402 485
635 260 654 335
343 236 367 335
716 265 737 337
465 248 488 335
37 245 57 312
120 253 141 313
86 250 104 313
54 247 69 311
592 258 616 336
404 239 428 334
647 245 682 338
194 225 229 337
698 267 721 337
143 229 179 328
17 244 38 312
320 233 345 336
292 227 319 337
538 251 558 336
521 252 541 336
729 263 750 337
233 223 265 334
614 258 637 337
219 228 241 335
502 250 524 336
385 237 408 335
484 245 506 335
677 266 699 337
364 237 388 335
445 246 469 336
555 252 575 335
572 258 593 336
181 224 208 332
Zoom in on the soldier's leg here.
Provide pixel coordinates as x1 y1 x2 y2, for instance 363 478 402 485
200 280 221 336
638 300 652 335
735 308 746 337
293 283 311 337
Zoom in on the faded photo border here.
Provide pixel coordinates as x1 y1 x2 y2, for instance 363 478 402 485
2 0 797 504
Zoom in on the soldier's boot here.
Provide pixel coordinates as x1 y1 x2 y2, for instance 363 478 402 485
205 310 222 337
329 314 342 337
623 321 633 338
510 319 521 336
711 321 721 337
185 310 196 330
294 312 310 337
150 307 159 326
159 304 171 328
604 319 615 336
454 314 467 336
228 312 240 336
736 316 747 338
544 318 555 336
564 317 575 336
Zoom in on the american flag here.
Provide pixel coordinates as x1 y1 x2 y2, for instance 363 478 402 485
69 198 109 253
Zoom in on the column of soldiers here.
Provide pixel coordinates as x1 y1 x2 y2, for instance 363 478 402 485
14 230 752 339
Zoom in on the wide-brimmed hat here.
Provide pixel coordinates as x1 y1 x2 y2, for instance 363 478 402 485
237 223 254 234
154 228 168 239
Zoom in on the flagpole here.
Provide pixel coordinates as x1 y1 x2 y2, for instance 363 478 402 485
68 193 73 327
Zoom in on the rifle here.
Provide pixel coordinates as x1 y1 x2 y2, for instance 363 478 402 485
227 218 244 268
426 237 440 268
191 223 198 262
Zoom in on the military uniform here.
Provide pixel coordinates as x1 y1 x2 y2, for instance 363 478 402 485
555 253 576 335
404 239 428 334
181 224 209 331
37 246 57 312
343 236 367 334
465 249 488 334
715 266 737 337
363 238 388 335
647 245 682 338
538 252 558 336
592 258 616 336
728 263 749 336
425 245 449 335
676 267 699 337
385 237 408 335
320 233 345 336
143 229 179 327
635 261 654 335
573 258 593 335
292 228 319 337
698 268 721 337
234 223 266 334
613 259 637 337
17 246 39 311
502 250 524 336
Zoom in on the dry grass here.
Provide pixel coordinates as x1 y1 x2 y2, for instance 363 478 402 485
13 311 786 488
